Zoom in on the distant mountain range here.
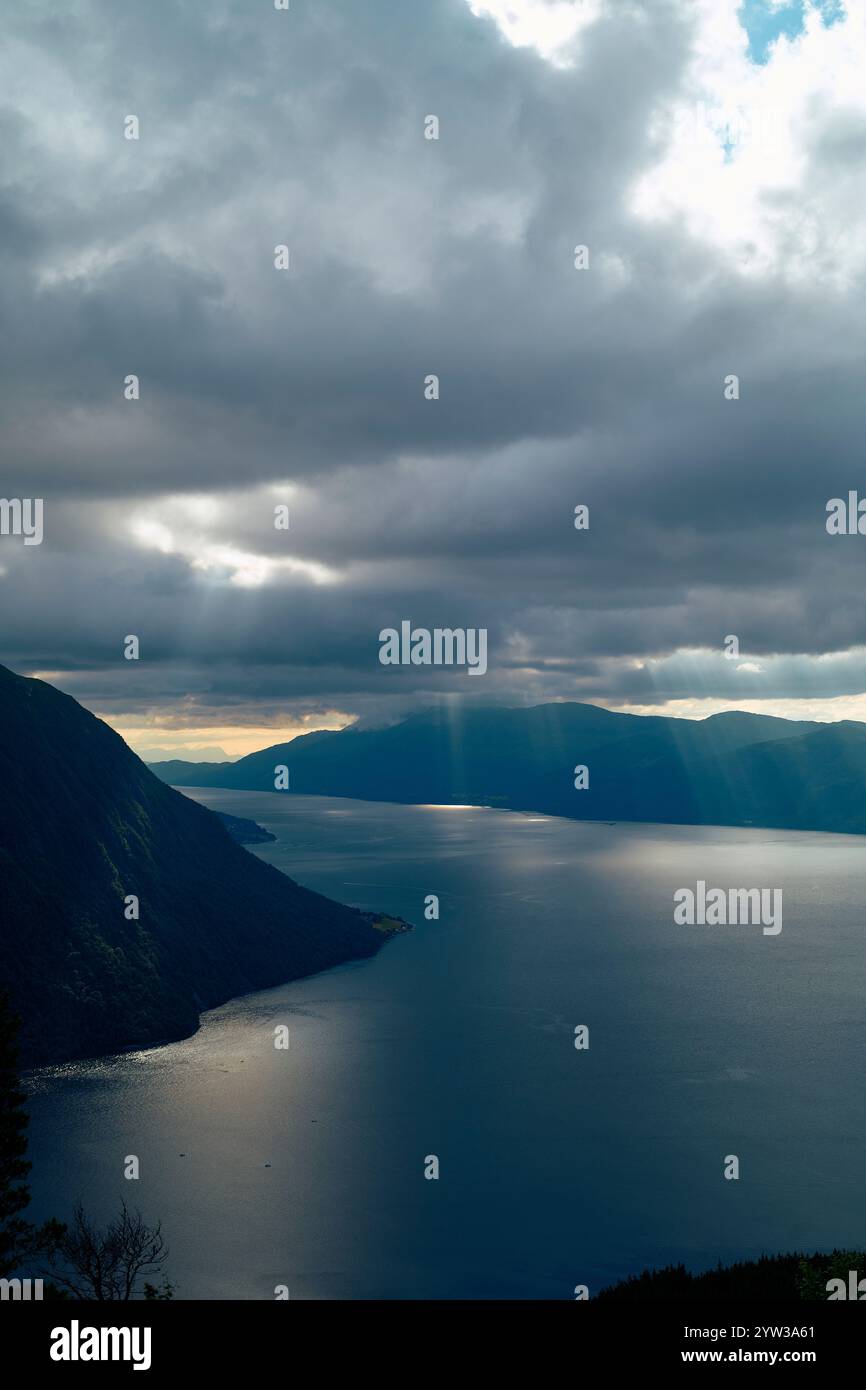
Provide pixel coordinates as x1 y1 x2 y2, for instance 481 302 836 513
149 702 866 835
0 665 403 1066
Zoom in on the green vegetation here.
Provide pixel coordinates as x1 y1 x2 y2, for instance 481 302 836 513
370 915 408 933
596 1251 866 1301
0 991 61 1278
215 811 276 845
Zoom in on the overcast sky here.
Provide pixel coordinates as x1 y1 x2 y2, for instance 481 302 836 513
2 0 865 758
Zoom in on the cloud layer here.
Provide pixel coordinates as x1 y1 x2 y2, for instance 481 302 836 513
2 0 866 751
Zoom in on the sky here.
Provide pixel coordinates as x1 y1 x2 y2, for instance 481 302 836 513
2 0 866 758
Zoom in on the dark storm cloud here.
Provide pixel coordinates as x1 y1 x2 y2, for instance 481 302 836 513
2 0 866 729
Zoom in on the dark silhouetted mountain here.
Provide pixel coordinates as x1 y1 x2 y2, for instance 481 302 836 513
149 702 866 835
0 665 403 1067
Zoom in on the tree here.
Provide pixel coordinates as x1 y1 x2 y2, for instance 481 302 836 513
0 990 31 1275
45 1200 171 1301
1 991 172 1298
0 990 62 1275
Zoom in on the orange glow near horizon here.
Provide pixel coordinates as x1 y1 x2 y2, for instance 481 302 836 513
101 714 355 760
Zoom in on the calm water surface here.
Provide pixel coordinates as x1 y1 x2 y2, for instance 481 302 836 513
26 793 866 1299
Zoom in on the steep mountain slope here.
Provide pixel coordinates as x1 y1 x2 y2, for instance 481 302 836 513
147 702 866 835
0 665 400 1066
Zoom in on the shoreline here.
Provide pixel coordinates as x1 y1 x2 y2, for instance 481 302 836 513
185 785 866 845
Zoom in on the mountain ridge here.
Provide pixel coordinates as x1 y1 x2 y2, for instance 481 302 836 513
0 664 404 1066
147 701 866 836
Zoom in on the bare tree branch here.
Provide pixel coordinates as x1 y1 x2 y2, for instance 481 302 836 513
41 1200 168 1300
